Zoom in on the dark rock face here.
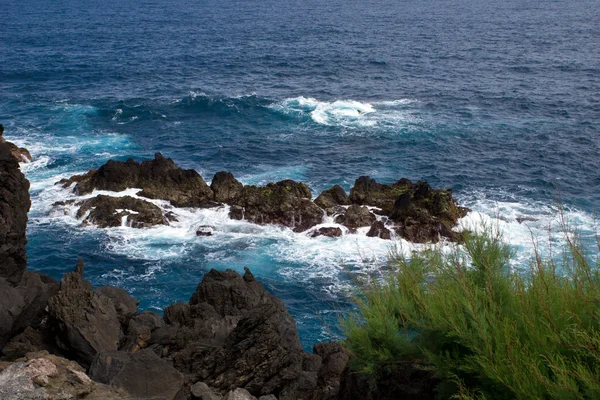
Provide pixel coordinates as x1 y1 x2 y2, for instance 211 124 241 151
76 195 168 228
211 172 244 203
230 180 323 232
47 260 122 367
314 185 351 215
89 349 184 400
349 177 468 243
311 227 343 238
366 221 392 240
152 268 317 399
69 153 214 207
334 205 376 229
196 225 214 237
0 143 31 285
390 182 468 243
349 176 411 215
95 286 139 328
312 342 351 400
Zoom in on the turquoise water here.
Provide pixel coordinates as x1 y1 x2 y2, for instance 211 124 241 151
1 0 599 350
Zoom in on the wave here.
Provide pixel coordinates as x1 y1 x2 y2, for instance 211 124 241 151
270 96 420 129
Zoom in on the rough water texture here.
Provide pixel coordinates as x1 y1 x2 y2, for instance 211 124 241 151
1 0 599 349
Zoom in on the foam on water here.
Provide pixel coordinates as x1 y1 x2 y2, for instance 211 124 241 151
271 96 420 130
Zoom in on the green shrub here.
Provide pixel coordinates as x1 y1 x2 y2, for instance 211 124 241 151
342 224 600 399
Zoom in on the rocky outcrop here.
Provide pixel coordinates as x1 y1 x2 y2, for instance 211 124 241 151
0 125 32 163
211 172 244 203
0 351 130 399
349 177 468 242
334 205 376 229
0 142 31 285
314 185 351 215
89 349 184 400
47 260 122 367
76 195 168 228
230 180 323 232
366 221 391 240
67 153 214 207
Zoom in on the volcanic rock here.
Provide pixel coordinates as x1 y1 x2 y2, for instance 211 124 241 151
223 388 257 400
0 142 31 285
196 225 215 236
211 171 244 203
366 221 392 240
76 195 168 228
230 180 323 232
89 349 184 400
349 176 412 215
95 286 139 328
47 259 122 367
312 342 351 400
314 185 351 215
334 205 376 229
68 153 214 207
191 381 222 400
311 227 343 238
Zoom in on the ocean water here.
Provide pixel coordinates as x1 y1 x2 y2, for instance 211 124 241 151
1 0 599 350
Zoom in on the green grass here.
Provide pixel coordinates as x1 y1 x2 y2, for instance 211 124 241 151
342 222 600 399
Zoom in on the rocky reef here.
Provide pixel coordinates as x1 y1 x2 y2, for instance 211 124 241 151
55 153 468 243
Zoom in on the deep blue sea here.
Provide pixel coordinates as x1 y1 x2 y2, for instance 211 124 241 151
1 0 599 349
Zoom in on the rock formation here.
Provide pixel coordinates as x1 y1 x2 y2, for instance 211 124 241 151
0 125 32 163
76 195 169 228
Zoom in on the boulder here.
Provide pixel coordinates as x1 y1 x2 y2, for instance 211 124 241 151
366 221 392 240
311 342 350 400
191 382 222 400
67 153 214 207
230 180 323 232
76 195 168 228
211 172 244 203
0 352 130 400
121 311 165 353
311 227 343 238
334 205 376 229
47 260 121 367
0 142 31 285
89 349 184 400
95 286 139 328
314 185 351 215
196 225 215 236
223 388 257 400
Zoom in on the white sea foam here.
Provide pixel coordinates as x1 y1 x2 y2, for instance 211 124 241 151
270 96 420 130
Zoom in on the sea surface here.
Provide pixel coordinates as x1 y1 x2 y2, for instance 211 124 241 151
1 0 599 349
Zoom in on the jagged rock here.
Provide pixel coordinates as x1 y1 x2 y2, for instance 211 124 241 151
191 381 222 400
0 126 32 163
121 311 165 354
349 176 412 214
311 227 343 238
156 268 317 399
66 153 214 207
230 180 323 232
89 349 184 400
223 388 257 400
258 396 277 400
47 260 121 367
0 142 31 285
0 352 130 399
57 170 97 189
314 185 351 215
76 195 168 228
366 221 392 240
211 172 244 203
390 181 468 243
0 271 59 351
334 205 376 229
95 286 139 328
312 342 350 400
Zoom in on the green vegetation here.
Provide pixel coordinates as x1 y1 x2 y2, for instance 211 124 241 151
343 223 600 399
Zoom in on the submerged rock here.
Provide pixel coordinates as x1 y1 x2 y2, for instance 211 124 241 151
76 195 168 228
366 220 392 240
67 153 214 207
230 180 323 232
311 227 343 238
